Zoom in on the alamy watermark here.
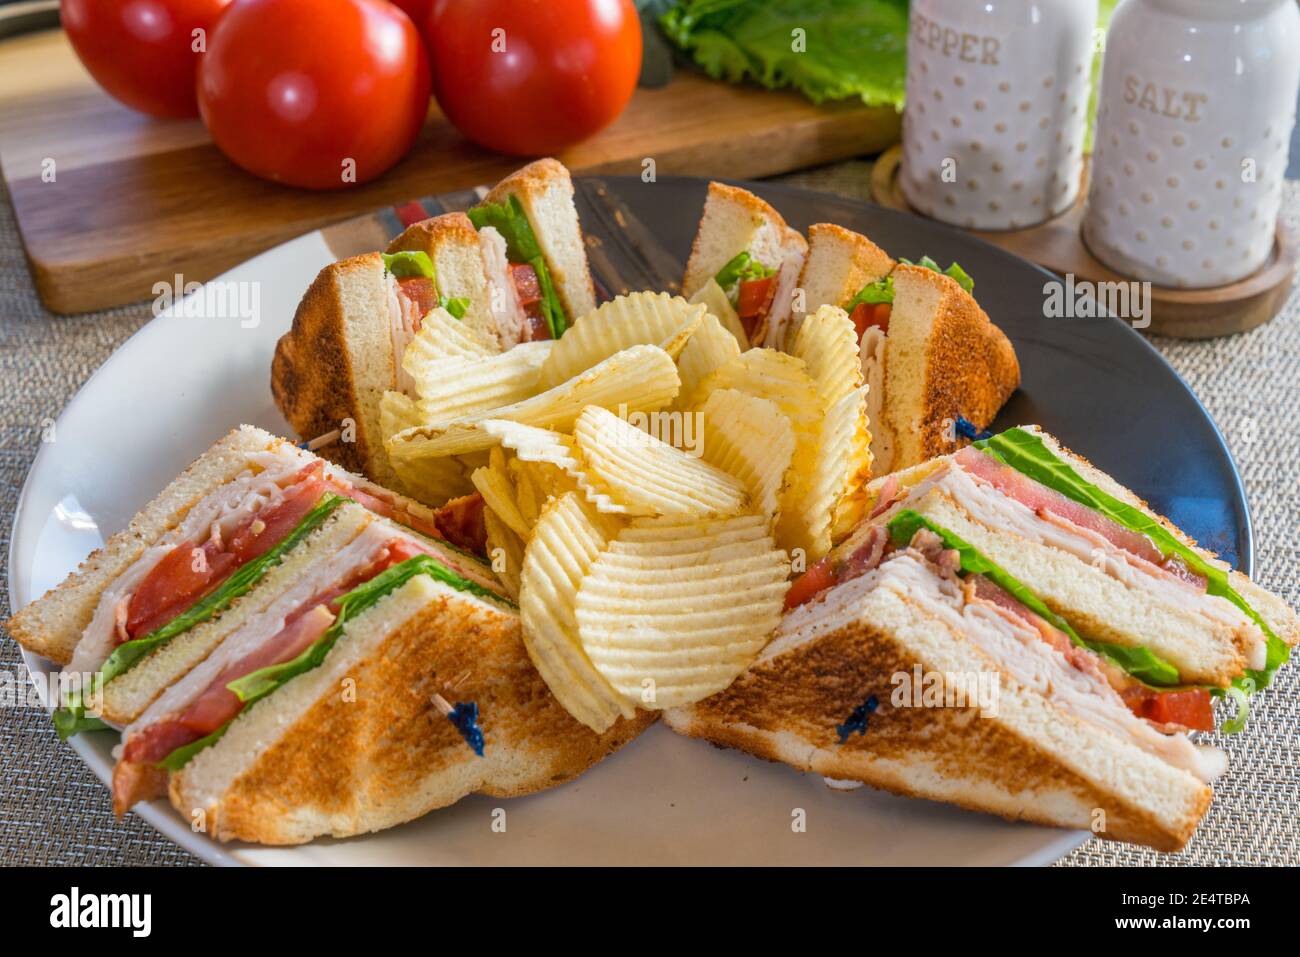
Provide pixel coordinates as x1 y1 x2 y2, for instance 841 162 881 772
1043 273 1151 329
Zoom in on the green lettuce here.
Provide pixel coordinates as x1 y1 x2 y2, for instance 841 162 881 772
382 251 472 320
844 275 893 310
441 296 470 320
973 427 1289 691
157 554 516 771
661 0 910 109
382 251 435 279
713 251 776 297
100 494 346 686
53 494 348 740
52 710 109 740
887 509 1182 687
899 256 974 294
468 195 569 339
843 258 973 311
658 0 1117 135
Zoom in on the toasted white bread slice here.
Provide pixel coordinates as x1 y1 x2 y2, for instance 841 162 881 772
665 555 1214 851
6 425 477 680
480 158 596 323
384 212 495 344
891 485 1251 686
877 263 1020 472
272 251 397 487
796 223 896 316
681 182 808 300
168 573 653 844
1028 427 1299 650
850 425 1300 657
96 504 373 725
7 427 298 666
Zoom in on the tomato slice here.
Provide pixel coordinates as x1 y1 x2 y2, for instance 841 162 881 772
123 541 421 765
736 277 775 319
511 263 542 307
850 302 890 339
124 541 239 641
125 466 328 642
227 472 325 564
509 263 551 340
1133 687 1215 732
784 555 837 610
398 276 438 318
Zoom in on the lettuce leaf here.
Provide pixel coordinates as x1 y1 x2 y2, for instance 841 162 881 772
468 195 569 338
713 251 776 298
661 0 910 109
53 493 348 739
844 275 894 310
899 256 974 294
887 509 1182 687
440 296 470 320
973 427 1288 690
383 253 471 320
52 710 109 740
843 258 973 311
382 251 435 279
157 554 516 771
99 494 347 686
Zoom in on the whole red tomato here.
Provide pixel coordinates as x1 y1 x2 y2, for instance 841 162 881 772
62 0 232 118
197 0 430 190
424 0 641 156
388 0 431 26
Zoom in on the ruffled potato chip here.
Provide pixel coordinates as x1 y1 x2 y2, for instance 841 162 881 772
387 344 681 460
538 292 705 389
573 406 748 518
575 514 789 709
518 493 635 732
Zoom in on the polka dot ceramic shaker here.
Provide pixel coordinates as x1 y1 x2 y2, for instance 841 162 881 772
1083 0 1300 288
901 0 1098 230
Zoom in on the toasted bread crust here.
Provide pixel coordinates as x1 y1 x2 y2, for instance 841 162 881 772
869 425 1299 650
903 264 1021 464
270 253 385 476
385 212 480 256
481 157 570 208
799 222 896 310
683 181 806 298
702 181 790 225
177 591 653 844
667 579 1211 851
6 427 281 665
480 158 597 322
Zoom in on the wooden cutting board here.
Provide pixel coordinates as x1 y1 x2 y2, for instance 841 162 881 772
0 28 901 315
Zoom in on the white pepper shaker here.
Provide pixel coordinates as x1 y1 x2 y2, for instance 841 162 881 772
900 0 1098 230
1083 0 1300 288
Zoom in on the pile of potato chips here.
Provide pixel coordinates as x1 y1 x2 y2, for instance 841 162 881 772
383 290 872 732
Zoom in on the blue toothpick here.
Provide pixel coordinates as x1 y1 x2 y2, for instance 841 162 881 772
836 695 879 743
433 693 484 757
954 416 992 442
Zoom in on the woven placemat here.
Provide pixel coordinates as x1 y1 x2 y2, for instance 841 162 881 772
1 168 1296 867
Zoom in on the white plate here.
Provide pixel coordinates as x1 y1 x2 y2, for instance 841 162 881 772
8 227 1089 867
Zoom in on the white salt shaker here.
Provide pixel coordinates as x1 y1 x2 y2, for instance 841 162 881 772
1083 0 1300 288
900 0 1098 230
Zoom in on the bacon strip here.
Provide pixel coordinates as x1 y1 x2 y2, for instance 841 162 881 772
433 493 488 556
